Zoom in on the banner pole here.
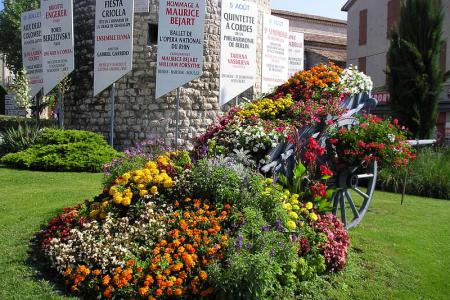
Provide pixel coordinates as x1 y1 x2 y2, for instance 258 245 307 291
235 96 239 106
175 87 180 147
110 82 116 147
57 88 63 129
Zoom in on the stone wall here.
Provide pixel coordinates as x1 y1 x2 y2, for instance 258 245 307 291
65 0 271 150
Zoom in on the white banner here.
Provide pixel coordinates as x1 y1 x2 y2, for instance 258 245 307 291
155 0 206 99
5 94 27 116
261 14 289 93
41 0 74 95
134 0 149 13
288 31 304 77
94 0 134 96
21 9 43 99
219 0 257 106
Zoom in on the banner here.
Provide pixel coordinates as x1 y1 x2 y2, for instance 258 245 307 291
155 0 206 99
261 14 289 93
41 0 74 95
5 94 27 116
288 31 304 77
21 9 43 99
134 0 149 13
94 0 134 96
219 0 257 106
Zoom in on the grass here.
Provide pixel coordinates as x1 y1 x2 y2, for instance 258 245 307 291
0 167 449 299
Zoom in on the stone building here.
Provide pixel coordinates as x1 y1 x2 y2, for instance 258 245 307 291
271 10 347 69
65 0 271 150
342 0 450 143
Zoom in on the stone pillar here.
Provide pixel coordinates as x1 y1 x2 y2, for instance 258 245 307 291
64 0 271 150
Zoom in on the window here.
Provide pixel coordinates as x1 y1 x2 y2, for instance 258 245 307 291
358 57 367 74
387 0 401 37
147 24 158 45
359 9 367 45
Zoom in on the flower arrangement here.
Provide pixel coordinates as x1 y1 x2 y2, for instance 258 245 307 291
329 115 416 168
340 65 373 95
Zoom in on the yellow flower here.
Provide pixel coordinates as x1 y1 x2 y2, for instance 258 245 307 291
282 203 292 211
305 202 313 210
309 213 318 221
292 205 300 211
101 201 109 208
150 186 158 195
289 211 299 220
264 178 273 185
139 190 149 197
89 210 99 218
286 220 297 231
122 198 131 206
137 184 145 190
163 178 174 188
145 161 157 170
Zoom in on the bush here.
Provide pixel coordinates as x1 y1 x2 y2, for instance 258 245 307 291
1 128 121 172
377 147 450 200
0 122 42 156
0 114 56 129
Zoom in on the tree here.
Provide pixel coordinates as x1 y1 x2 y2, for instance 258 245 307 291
387 0 450 139
0 0 39 73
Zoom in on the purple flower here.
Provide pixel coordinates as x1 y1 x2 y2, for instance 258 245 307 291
236 235 243 250
246 242 252 250
261 225 271 232
269 248 275 257
275 220 283 231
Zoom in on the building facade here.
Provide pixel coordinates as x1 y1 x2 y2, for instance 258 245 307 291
272 10 347 69
342 0 450 143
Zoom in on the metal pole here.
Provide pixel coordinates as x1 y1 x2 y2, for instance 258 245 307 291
175 87 180 147
401 166 408 205
57 88 63 129
235 96 239 106
110 83 116 147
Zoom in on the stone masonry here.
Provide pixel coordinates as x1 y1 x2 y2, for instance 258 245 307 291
65 0 271 150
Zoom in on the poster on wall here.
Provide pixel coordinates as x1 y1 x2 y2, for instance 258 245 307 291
21 9 43 99
94 0 134 96
288 31 304 77
134 0 149 13
5 94 27 116
219 0 257 106
155 0 206 99
41 0 74 95
261 14 289 93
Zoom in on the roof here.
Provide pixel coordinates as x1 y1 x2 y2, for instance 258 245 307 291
306 48 347 62
304 33 347 46
341 0 358 12
272 9 347 26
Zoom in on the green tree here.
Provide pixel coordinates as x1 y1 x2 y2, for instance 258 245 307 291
0 0 39 73
387 0 450 139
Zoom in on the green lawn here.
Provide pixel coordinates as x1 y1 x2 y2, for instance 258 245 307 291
0 166 449 299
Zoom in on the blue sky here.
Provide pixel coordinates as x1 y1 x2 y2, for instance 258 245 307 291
0 1 348 20
272 0 348 20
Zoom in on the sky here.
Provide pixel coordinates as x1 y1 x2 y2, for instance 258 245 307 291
0 1 348 19
272 0 348 20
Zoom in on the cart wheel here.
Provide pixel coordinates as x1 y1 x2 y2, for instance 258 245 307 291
331 160 378 229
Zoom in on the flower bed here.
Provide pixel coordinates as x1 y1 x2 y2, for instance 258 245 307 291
37 63 415 299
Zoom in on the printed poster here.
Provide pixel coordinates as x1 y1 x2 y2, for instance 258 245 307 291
288 31 304 77
94 0 134 96
21 9 43 99
155 0 206 98
41 0 75 95
261 14 289 93
219 0 257 106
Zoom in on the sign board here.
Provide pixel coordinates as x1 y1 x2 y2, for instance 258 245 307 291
155 0 206 98
288 31 304 77
261 14 289 93
219 0 257 106
21 9 43 99
134 0 149 13
5 94 27 116
41 0 75 95
372 91 390 104
94 0 134 96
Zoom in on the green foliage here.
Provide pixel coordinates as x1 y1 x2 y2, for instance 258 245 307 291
387 0 450 139
0 122 42 156
0 115 56 130
35 128 108 146
377 147 450 199
0 129 121 172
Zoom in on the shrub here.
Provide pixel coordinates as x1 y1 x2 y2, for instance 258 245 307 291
1 128 121 172
0 122 42 156
0 114 56 129
377 147 450 200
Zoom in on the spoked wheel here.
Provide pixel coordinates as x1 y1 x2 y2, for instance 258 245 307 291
331 161 378 229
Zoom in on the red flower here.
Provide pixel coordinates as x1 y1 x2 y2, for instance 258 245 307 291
320 165 333 176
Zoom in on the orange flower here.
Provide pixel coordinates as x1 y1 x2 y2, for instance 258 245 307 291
155 289 163 296
139 286 149 296
200 287 215 297
199 271 208 280
92 269 101 276
174 288 183 296
102 275 111 286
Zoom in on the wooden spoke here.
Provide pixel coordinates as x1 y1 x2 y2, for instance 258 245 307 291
353 187 370 200
339 191 347 227
344 190 360 219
